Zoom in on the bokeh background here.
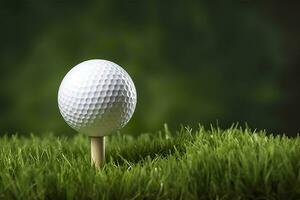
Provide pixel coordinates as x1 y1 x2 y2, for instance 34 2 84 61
1 1 299 136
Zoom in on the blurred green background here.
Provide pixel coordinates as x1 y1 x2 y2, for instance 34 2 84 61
0 1 299 136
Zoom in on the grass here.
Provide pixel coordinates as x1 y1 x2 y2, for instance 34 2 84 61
1 124 300 199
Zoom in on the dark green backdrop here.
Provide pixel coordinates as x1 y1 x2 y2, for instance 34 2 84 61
0 1 299 136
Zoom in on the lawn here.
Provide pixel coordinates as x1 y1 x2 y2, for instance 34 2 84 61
0 125 300 199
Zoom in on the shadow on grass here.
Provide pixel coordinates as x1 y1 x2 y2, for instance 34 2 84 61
107 142 181 165
105 129 194 165
107 136 192 165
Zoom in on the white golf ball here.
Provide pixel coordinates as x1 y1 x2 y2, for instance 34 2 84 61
58 59 137 136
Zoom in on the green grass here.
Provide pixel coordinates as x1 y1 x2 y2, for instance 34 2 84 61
1 125 300 199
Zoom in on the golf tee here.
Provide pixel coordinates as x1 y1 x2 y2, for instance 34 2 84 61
90 136 105 168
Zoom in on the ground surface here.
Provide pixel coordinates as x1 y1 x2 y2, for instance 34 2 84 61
0 125 300 199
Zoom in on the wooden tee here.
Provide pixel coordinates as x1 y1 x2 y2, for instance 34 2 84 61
90 136 105 168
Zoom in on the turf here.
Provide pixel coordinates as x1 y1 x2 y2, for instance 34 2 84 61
1 125 300 200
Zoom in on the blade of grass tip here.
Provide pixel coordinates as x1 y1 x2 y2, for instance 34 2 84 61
164 123 171 139
185 126 192 136
61 153 73 169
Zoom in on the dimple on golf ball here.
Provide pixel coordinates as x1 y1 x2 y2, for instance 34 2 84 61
58 59 137 136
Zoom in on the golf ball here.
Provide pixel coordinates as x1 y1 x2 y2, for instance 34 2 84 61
58 59 137 136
